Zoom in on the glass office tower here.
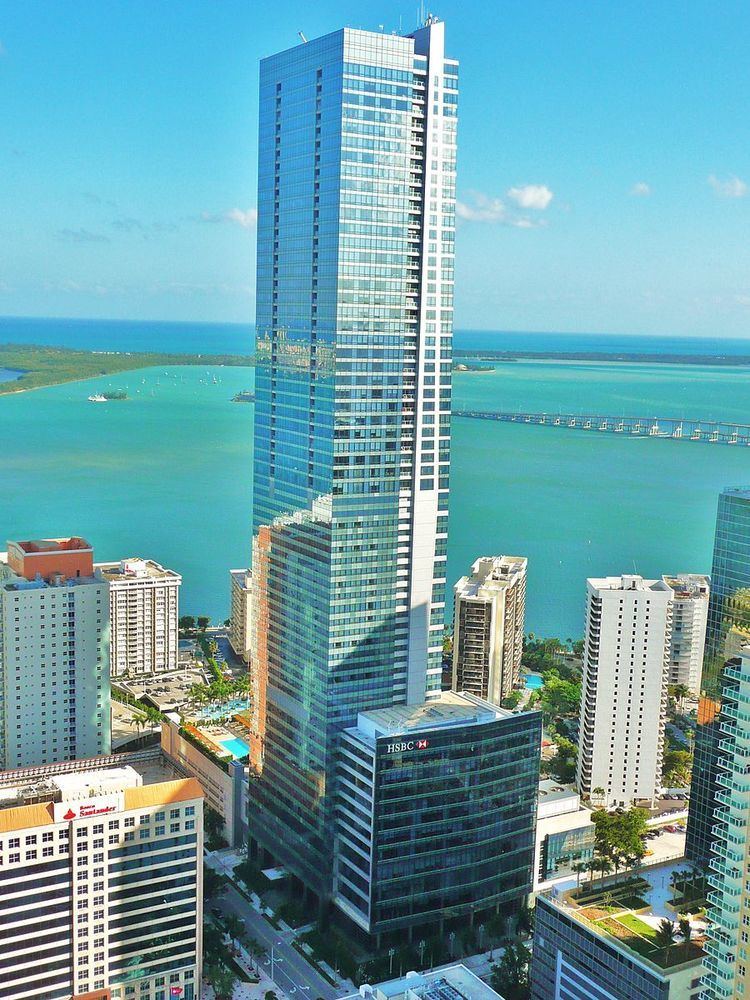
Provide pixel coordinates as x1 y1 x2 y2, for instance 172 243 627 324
249 20 458 897
687 488 750 864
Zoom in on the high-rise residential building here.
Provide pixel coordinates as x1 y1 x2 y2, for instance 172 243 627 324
701 645 750 1000
228 568 252 664
0 756 203 1000
688 488 750 866
248 18 457 902
97 558 181 677
451 555 527 704
0 537 110 768
662 573 710 694
333 692 540 941
531 885 704 1000
577 575 673 808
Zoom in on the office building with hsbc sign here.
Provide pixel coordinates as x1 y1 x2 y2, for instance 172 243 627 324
333 691 541 943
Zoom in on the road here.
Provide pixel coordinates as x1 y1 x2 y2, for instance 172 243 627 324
214 881 343 1000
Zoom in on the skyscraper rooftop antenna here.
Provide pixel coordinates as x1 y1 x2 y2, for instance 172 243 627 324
298 31 308 43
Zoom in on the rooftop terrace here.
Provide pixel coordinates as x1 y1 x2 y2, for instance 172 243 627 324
546 860 706 974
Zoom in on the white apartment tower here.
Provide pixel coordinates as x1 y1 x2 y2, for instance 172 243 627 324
452 555 527 704
577 575 673 808
0 758 203 1000
97 558 181 677
662 573 709 694
0 538 110 768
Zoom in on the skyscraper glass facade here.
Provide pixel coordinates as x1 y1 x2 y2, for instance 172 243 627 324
687 488 750 864
249 22 457 895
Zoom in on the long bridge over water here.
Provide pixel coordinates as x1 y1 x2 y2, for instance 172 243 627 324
453 409 750 447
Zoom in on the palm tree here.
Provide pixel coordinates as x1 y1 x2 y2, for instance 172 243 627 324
572 860 589 891
654 919 677 965
679 916 691 948
224 913 245 946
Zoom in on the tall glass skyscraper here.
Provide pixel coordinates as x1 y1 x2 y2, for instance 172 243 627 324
248 20 458 898
687 488 750 864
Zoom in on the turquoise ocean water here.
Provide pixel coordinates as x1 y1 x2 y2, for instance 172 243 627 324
1 317 749 637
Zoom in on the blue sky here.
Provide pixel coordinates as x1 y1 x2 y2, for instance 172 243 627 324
0 0 748 337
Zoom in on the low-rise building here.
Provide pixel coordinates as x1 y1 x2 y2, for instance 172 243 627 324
0 753 203 1000
97 558 181 677
531 869 704 1000
452 556 527 704
344 964 504 1000
0 537 110 768
229 568 252 664
160 713 248 847
333 691 540 944
534 780 594 889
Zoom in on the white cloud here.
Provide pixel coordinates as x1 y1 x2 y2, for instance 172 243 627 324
201 207 258 229
631 181 651 197
456 194 507 223
708 174 747 198
456 191 549 229
506 184 554 210
225 207 257 229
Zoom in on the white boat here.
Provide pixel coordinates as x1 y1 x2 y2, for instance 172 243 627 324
87 394 107 403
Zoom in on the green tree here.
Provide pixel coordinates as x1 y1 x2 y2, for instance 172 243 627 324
501 690 522 710
592 807 648 877
179 614 196 633
572 860 589 890
490 941 531 1000
678 916 691 945
197 615 211 631
225 912 246 945
539 676 582 722
654 919 677 964
209 964 237 1000
204 807 227 850
203 863 223 897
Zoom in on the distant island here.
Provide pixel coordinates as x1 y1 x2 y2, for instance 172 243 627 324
231 390 256 403
455 349 750 366
453 362 496 373
0 343 255 395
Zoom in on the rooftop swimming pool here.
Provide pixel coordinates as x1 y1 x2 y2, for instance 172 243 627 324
220 736 250 759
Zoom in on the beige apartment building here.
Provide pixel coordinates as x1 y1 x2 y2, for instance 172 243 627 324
229 568 252 664
0 537 110 769
451 555 527 704
662 573 709 694
97 558 180 677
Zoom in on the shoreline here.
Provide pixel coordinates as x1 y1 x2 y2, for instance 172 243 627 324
454 349 750 367
0 343 253 396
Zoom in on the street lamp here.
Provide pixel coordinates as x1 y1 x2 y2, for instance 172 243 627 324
269 940 284 982
388 947 396 975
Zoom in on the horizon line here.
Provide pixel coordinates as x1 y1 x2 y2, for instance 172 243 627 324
0 314 746 342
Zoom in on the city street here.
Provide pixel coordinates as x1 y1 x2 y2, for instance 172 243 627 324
213 881 343 999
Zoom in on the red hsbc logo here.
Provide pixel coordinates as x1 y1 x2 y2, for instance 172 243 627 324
385 739 429 753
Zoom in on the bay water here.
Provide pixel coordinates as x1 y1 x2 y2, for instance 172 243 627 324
1 317 749 638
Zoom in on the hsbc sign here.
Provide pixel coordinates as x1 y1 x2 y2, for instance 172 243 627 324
384 738 429 753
